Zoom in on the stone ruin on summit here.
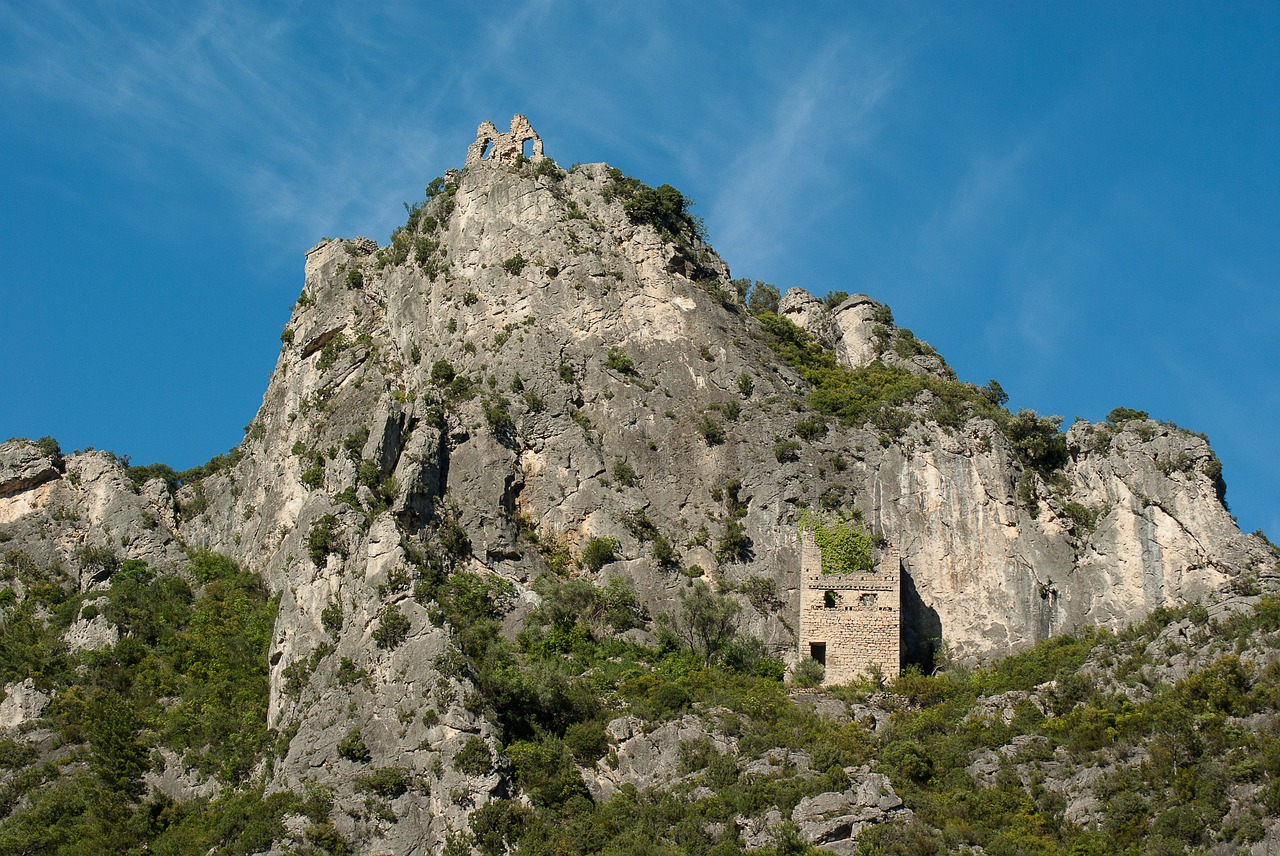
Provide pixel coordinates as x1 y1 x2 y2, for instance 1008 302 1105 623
464 114 545 168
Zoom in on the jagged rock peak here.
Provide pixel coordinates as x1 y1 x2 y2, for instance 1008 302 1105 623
780 286 952 378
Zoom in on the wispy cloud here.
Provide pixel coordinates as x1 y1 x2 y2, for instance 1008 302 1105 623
706 36 899 278
0 1 458 245
919 142 1033 251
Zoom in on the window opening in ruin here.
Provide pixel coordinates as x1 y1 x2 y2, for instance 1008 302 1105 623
479 140 492 160
521 138 532 158
859 593 877 608
809 642 826 665
823 590 837 609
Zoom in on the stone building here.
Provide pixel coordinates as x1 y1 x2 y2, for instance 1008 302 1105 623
798 532 901 684
464 114 545 168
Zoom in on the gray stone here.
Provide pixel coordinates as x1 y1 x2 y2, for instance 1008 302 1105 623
790 771 910 849
0 439 60 498
0 678 49 730
5 116 1265 852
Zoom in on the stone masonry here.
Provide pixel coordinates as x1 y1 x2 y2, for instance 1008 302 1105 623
798 532 901 684
464 114 545 168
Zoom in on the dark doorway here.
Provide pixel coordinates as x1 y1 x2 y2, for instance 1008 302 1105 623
809 642 826 665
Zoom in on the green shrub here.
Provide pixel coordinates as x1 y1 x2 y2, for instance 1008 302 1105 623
506 737 588 808
623 184 694 239
501 254 528 275
661 580 741 665
794 417 827 441
774 439 801 463
1006 409 1068 474
581 537 619 572
715 519 752 564
336 657 367 686
605 347 637 376
793 655 824 685
321 600 343 636
453 736 493 776
798 510 873 574
564 721 609 763
300 458 325 489
1107 406 1149 425
431 359 456 386
652 535 677 568
33 435 62 461
307 515 345 566
354 766 411 797
612 459 638 487
372 604 411 650
697 415 725 446
337 728 371 762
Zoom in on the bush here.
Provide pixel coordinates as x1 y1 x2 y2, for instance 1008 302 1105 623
300 458 325 489
1107 406 1149 425
774 439 801 463
430 359 456 386
581 537 619 572
715 519 752 564
453 736 493 776
697 416 726 446
612 459 638 487
354 766 411 797
794 417 827 441
798 510 873 574
1006 409 1068 474
501 254 528 275
605 347 637 376
33 435 62 461
623 184 693 238
652 535 678 568
663 580 741 665
506 737 588 808
321 599 343 635
372 604 411 650
792 658 826 688
337 728 371 762
307 515 345 566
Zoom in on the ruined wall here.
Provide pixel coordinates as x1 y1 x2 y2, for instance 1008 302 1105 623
464 114 545 168
798 533 901 683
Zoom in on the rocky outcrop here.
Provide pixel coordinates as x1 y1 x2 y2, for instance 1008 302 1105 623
583 714 738 800
0 440 61 499
0 449 186 593
0 679 49 730
790 772 911 854
3 122 1271 851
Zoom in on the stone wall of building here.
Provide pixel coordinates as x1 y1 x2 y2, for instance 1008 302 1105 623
464 114 546 168
798 532 901 684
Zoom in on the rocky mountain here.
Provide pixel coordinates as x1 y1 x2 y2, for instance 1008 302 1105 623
0 117 1275 854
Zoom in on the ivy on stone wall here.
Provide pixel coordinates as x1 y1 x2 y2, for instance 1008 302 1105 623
799 510 874 575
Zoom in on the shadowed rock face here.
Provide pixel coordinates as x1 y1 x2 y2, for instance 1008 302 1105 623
0 136 1270 851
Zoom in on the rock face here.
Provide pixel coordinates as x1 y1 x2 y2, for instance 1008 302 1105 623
0 440 62 499
0 120 1271 851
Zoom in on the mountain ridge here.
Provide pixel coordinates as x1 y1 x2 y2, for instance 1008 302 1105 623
0 120 1275 853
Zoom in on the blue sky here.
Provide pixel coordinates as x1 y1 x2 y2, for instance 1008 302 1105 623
1 1 1276 536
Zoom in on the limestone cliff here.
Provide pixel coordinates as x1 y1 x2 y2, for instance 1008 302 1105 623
0 118 1272 852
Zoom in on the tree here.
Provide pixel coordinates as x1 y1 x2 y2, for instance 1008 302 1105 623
982 379 1009 408
623 184 689 235
1006 409 1068 474
581 537 619 572
663 581 741 665
746 281 780 315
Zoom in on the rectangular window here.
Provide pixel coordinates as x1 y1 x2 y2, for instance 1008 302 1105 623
809 642 826 665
